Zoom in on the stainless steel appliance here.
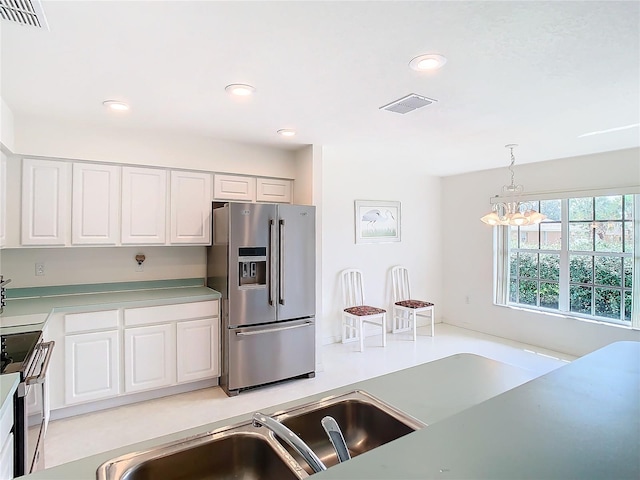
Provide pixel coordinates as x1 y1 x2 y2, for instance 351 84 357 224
207 202 316 396
1 330 54 477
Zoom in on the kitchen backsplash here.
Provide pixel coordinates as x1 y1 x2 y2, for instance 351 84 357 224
0 246 206 288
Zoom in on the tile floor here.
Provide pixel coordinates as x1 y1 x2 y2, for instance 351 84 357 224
43 324 576 469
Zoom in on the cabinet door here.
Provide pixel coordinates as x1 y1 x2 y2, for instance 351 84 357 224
256 177 292 203
170 170 212 244
0 433 12 480
213 174 256 201
124 324 176 393
121 166 167 244
0 152 6 247
72 163 121 245
21 158 70 245
176 318 219 383
65 330 120 405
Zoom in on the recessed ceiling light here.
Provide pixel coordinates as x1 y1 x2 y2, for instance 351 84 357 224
277 129 296 137
409 53 447 71
102 100 129 111
225 84 255 96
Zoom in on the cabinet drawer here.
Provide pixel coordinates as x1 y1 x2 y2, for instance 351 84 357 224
124 300 219 326
65 310 119 333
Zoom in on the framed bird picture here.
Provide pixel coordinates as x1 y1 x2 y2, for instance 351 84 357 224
354 200 401 244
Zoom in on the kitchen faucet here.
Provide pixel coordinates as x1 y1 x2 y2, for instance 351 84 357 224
252 412 327 473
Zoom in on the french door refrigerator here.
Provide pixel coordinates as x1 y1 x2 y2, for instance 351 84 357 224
207 202 316 396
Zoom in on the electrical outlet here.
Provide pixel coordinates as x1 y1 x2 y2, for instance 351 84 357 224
35 263 45 276
135 263 144 272
465 295 470 304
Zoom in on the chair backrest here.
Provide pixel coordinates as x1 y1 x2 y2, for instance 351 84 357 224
391 266 412 302
341 269 366 308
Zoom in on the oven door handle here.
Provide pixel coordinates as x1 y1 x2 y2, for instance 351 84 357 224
25 341 55 386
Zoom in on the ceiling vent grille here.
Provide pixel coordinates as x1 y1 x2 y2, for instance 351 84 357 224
379 93 437 114
1 0 48 29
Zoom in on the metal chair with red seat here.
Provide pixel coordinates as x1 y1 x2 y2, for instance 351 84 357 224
391 266 435 341
340 269 386 352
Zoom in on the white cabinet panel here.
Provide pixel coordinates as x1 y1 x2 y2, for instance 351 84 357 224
65 330 120 404
21 158 70 245
170 170 211 244
0 433 12 480
72 163 120 245
177 318 219 383
121 166 167 244
256 177 292 203
0 152 6 247
124 300 218 326
213 174 256 201
124 324 176 393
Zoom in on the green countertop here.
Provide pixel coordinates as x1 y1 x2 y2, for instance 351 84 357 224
18 353 538 479
17 342 640 480
0 279 221 335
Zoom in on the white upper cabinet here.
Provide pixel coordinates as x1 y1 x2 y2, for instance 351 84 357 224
21 158 70 246
256 177 292 203
72 163 121 245
121 166 167 244
0 152 6 247
213 174 256 201
170 170 211 244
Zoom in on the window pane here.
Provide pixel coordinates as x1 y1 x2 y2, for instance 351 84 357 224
570 255 593 284
540 199 561 221
518 253 538 278
539 254 560 281
519 280 537 306
569 197 592 221
595 221 622 252
509 226 519 249
624 257 633 289
594 256 621 287
509 278 518 303
570 285 592 314
623 195 634 220
509 252 518 277
595 195 622 220
594 288 621 319
540 223 561 250
520 225 539 249
569 223 592 251
540 282 559 309
624 291 632 322
624 220 633 253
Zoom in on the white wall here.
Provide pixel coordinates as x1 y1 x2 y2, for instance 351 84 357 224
320 146 442 344
13 114 296 178
441 148 640 357
0 97 15 152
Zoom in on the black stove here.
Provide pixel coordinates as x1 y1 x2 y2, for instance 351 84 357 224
0 330 42 375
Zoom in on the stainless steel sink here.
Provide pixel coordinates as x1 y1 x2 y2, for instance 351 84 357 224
96 426 308 480
271 390 426 474
97 390 425 480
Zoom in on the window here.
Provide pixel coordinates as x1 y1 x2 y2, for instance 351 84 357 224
502 194 638 327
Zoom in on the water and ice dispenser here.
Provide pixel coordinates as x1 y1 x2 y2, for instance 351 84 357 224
238 247 267 287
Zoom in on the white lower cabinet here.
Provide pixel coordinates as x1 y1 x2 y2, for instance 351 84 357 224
0 433 12 480
177 318 219 383
124 324 176 393
65 330 120 404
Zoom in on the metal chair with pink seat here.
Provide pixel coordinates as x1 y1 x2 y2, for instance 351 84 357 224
340 269 386 352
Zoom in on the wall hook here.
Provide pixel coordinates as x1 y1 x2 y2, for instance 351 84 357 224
135 254 146 266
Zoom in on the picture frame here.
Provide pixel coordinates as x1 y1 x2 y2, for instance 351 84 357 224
354 200 401 244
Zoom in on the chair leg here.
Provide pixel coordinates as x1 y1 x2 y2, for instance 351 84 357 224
381 313 386 347
431 306 435 337
412 310 417 342
359 319 364 352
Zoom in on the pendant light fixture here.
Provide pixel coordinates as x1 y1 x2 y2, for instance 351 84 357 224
480 144 547 226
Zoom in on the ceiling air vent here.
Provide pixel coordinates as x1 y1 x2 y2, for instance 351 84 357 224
379 93 437 114
1 0 49 29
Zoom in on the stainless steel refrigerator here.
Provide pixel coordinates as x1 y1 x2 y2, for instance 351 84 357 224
207 202 316 396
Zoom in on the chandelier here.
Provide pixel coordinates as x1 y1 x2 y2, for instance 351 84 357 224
480 144 547 226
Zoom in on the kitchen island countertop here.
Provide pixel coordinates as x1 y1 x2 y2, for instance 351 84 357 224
17 341 640 479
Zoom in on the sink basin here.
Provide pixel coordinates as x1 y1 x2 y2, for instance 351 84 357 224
272 390 426 474
97 390 424 479
96 428 307 480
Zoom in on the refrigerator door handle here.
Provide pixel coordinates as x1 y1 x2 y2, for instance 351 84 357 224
269 219 276 306
279 219 285 305
235 321 313 336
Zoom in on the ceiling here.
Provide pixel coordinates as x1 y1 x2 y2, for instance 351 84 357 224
1 1 639 176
